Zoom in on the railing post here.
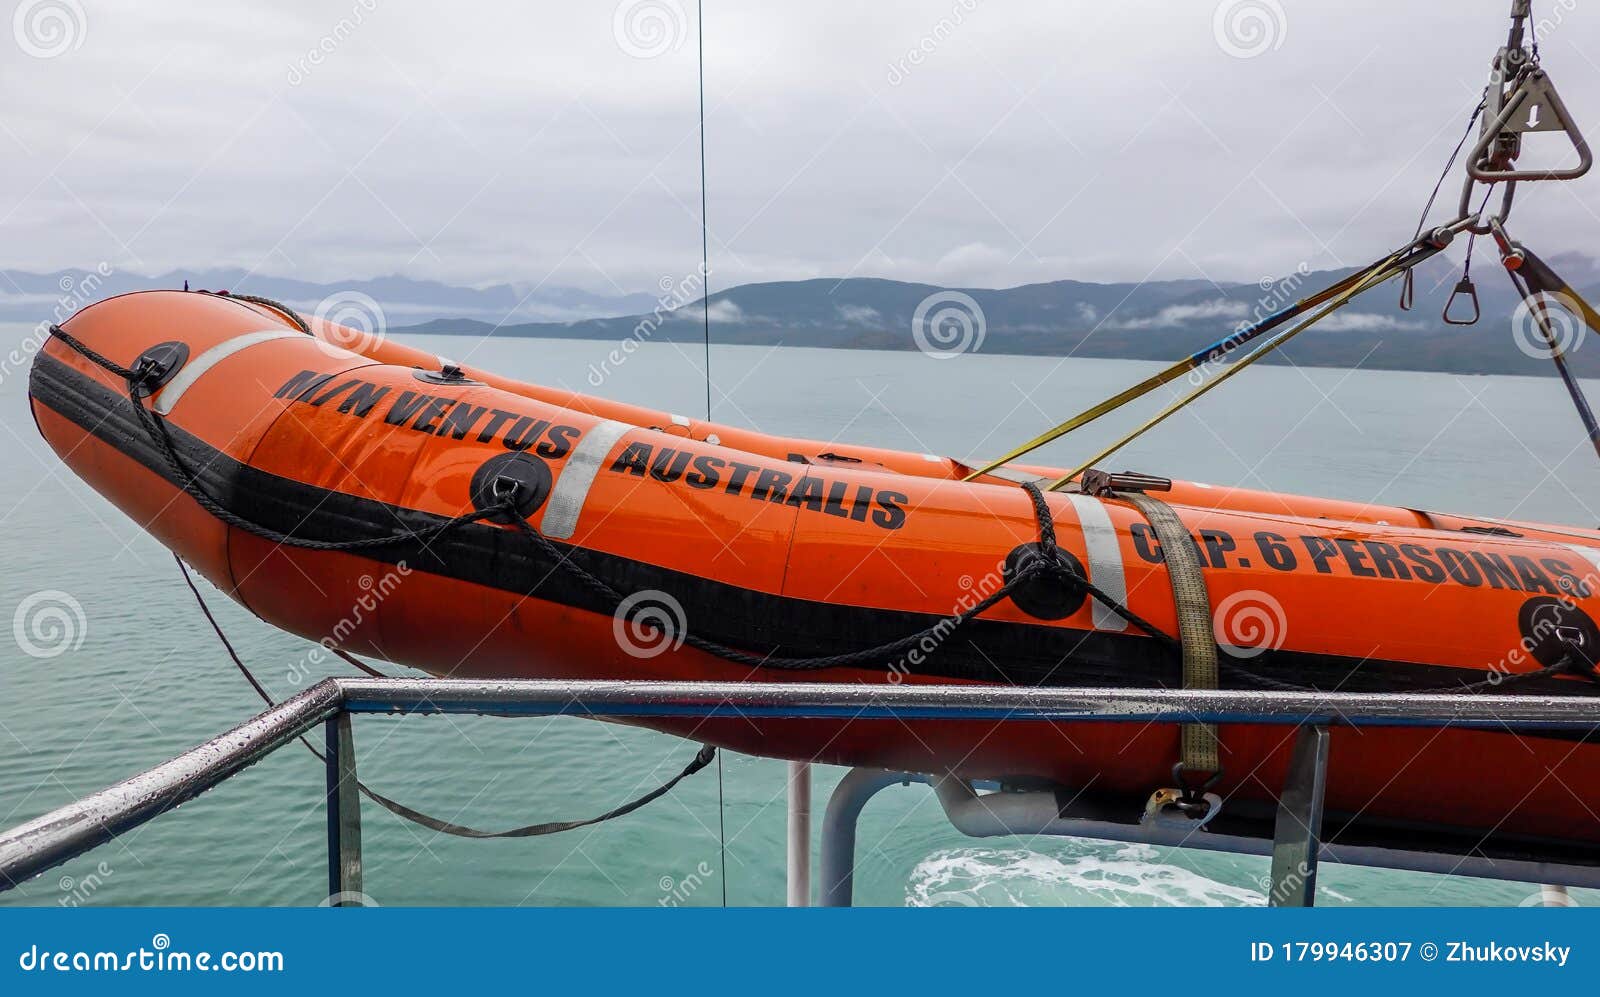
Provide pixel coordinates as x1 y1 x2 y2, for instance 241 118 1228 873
1268 724 1330 907
787 761 811 907
324 712 363 905
819 768 920 907
1537 884 1573 906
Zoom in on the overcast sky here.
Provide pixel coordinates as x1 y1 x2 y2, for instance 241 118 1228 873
2 0 1597 296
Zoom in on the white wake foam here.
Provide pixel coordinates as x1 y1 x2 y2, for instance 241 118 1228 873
905 842 1266 907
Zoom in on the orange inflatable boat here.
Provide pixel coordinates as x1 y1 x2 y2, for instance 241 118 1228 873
28 289 1600 847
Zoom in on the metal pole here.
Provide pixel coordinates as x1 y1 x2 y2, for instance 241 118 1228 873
324 712 363 905
786 760 811 907
1537 884 1573 906
5 679 1600 900
0 680 343 891
335 678 1600 731
1268 725 1330 907
1504 249 1600 464
819 768 921 907
1507 0 1531 52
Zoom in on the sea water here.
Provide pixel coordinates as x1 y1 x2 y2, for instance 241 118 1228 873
2 324 1597 907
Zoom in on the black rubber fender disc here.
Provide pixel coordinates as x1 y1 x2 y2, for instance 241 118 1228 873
130 340 190 397
1002 542 1088 621
413 368 483 386
1518 596 1600 668
470 452 552 523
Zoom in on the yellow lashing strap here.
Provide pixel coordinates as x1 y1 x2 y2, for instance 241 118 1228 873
959 263 1386 484
1519 247 1600 331
1122 491 1220 776
1044 253 1409 492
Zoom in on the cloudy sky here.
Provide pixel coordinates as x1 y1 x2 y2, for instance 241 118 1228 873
2 0 1597 297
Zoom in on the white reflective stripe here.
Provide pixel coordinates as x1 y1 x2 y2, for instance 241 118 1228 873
540 419 633 540
921 453 943 463
1562 543 1600 587
1064 494 1129 632
152 330 304 415
670 413 691 427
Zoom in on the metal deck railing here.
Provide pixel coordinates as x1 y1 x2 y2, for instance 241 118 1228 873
0 678 1597 906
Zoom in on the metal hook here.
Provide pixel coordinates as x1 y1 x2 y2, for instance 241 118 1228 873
1443 276 1482 325
1469 70 1593 183
1171 762 1223 818
491 474 524 503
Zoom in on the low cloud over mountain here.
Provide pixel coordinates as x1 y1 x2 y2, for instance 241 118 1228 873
16 255 1600 378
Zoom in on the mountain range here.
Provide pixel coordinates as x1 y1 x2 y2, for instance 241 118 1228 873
11 255 1600 378
1 268 656 325
396 254 1600 378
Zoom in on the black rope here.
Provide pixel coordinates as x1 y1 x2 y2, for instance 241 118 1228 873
355 743 717 839
1401 95 1488 309
174 551 277 705
507 513 1026 669
1219 653 1589 694
61 321 1593 697
174 553 717 839
1529 0 1541 63
715 751 727 907
67 318 726 837
1444 657 1586 693
694 1 727 887
51 325 502 553
1020 482 1181 650
48 325 136 380
328 644 390 679
1412 97 1487 242
696 0 713 424
499 480 1178 672
205 290 312 335
51 320 1092 673
1459 182 1499 279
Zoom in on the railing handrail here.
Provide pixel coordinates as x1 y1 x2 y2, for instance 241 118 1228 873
337 677 1600 726
2 676 1597 894
0 681 344 890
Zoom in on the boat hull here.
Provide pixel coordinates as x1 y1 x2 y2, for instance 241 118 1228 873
28 290 1600 846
